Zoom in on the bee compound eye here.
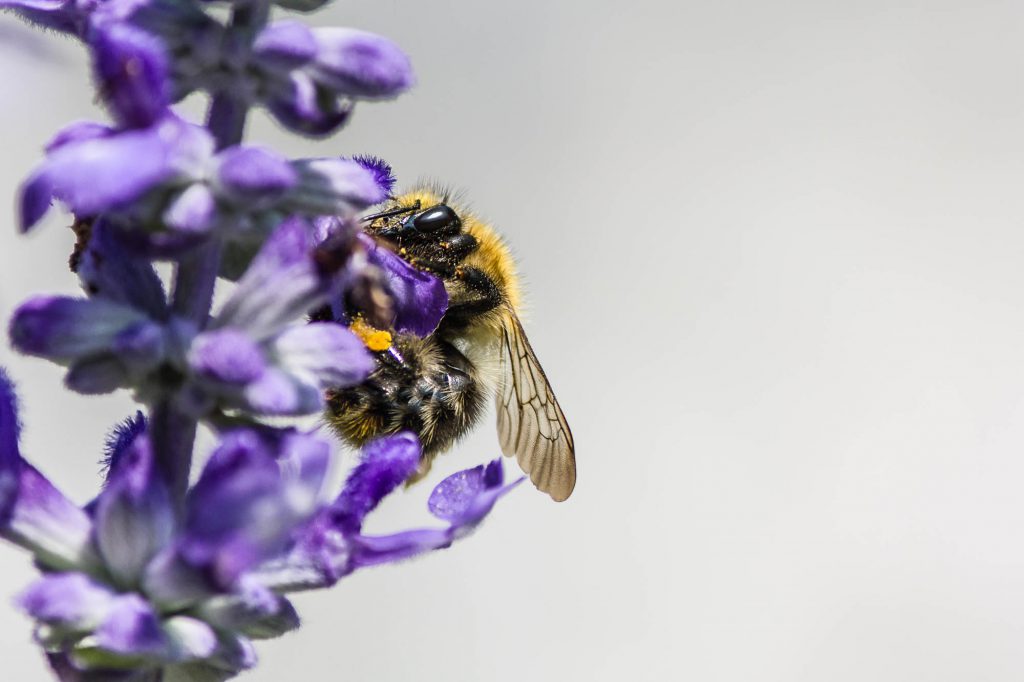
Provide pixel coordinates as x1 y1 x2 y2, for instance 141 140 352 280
412 204 460 233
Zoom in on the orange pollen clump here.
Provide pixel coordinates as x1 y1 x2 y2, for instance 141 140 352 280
350 317 393 352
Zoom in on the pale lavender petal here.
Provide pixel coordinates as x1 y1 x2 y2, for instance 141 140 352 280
90 23 170 128
311 28 414 98
3 465 102 571
162 616 217 660
215 146 297 206
94 434 174 587
112 321 165 370
189 329 267 385
17 572 115 629
351 155 395 197
194 583 300 639
240 368 308 416
214 217 325 341
163 185 216 235
253 21 316 68
10 296 149 361
46 122 114 153
19 116 213 231
65 357 130 395
331 432 420 534
350 528 452 568
95 595 167 656
270 323 373 389
288 158 390 215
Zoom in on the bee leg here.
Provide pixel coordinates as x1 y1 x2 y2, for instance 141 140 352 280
443 267 504 325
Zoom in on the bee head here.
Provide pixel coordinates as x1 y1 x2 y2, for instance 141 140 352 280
376 203 462 241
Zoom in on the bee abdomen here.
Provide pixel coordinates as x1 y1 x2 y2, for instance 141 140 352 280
325 336 487 474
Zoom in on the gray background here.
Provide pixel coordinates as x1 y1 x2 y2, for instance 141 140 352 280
4 0 1024 679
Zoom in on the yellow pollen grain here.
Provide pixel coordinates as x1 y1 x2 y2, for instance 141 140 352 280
350 317 393 352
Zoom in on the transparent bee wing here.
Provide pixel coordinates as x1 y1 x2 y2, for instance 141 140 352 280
496 311 576 501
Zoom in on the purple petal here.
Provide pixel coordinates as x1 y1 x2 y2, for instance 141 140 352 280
195 583 300 639
351 155 395 198
215 217 325 340
74 220 167 317
163 184 216 235
112 321 166 370
271 323 373 390
17 572 115 628
288 157 391 215
189 329 267 385
65 356 130 395
0 369 23 526
94 434 174 586
19 116 213 230
46 121 114 153
90 23 170 128
240 368 309 416
253 21 316 68
0 0 89 34
428 459 524 532
95 595 167 656
331 432 420 534
10 296 149 361
215 146 298 206
362 235 448 336
101 411 147 482
265 72 352 138
178 429 328 588
3 465 102 571
19 169 54 233
349 528 453 567
311 28 414 99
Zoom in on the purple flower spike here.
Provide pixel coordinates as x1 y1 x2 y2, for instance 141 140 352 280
90 23 171 128
361 234 449 336
311 28 415 99
332 432 421 534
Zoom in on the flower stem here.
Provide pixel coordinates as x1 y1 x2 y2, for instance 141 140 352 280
151 0 268 512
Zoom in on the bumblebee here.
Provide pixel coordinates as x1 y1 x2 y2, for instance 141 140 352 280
323 187 576 501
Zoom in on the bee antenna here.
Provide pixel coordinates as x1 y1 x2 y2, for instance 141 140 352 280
360 201 422 224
